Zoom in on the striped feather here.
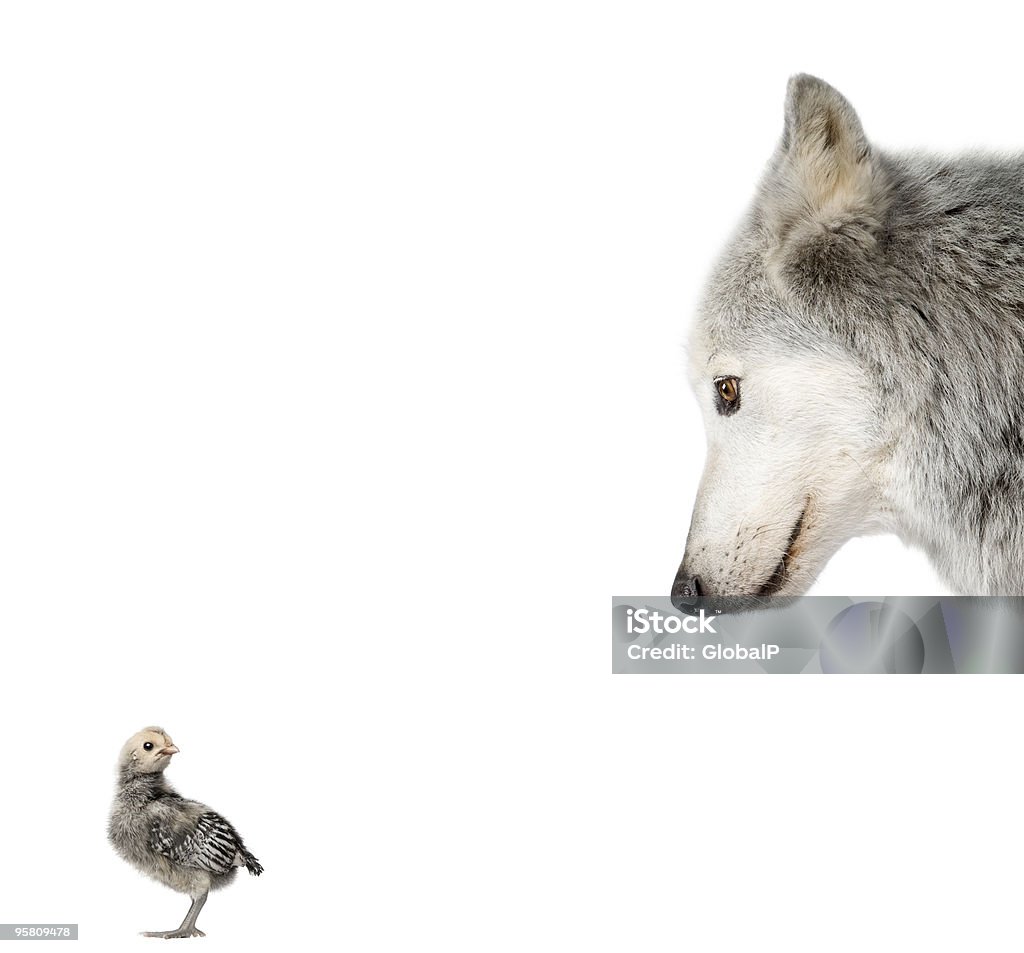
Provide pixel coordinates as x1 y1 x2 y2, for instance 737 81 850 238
150 811 260 876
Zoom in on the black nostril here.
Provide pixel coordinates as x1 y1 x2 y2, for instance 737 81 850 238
671 574 705 614
678 575 703 599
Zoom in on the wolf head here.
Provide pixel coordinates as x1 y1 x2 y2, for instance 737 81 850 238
673 75 895 609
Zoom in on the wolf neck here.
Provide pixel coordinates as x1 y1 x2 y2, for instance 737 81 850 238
118 770 175 804
879 397 1017 596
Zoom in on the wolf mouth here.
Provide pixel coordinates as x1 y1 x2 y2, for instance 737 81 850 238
755 506 807 598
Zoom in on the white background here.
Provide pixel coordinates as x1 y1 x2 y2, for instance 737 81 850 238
0 3 1019 952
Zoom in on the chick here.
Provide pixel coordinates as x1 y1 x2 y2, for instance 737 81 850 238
108 727 263 939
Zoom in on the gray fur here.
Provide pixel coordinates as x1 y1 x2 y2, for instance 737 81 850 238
674 75 1024 600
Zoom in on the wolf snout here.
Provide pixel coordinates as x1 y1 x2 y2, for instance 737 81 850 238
670 570 705 614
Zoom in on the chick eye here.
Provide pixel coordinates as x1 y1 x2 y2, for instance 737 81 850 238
714 376 741 415
143 742 154 751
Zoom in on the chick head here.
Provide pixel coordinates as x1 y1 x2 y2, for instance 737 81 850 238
119 727 180 775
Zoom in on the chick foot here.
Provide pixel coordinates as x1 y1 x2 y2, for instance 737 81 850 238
141 928 206 939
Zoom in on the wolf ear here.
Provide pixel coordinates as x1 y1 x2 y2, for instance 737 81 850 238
764 75 888 304
779 74 870 177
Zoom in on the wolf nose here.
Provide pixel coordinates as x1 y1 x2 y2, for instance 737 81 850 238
671 574 704 613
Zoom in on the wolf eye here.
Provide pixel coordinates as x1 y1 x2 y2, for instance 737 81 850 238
143 742 154 751
714 376 741 415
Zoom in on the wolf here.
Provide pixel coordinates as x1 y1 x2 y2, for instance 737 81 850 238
672 74 1024 609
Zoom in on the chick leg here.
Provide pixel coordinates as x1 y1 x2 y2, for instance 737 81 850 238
141 891 209 939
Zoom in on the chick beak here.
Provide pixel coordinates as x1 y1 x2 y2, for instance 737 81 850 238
160 745 180 756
